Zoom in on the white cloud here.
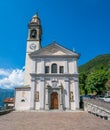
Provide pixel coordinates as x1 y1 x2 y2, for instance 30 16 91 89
0 68 10 76
0 67 24 89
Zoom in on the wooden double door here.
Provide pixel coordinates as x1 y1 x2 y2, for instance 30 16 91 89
51 92 58 109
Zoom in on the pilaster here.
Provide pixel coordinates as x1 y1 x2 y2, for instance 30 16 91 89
73 76 80 109
41 59 45 74
64 78 70 110
73 58 78 74
40 77 45 110
45 87 49 110
32 59 36 73
64 60 68 74
30 77 36 110
59 87 63 110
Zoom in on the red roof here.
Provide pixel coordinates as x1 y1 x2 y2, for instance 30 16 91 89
4 98 14 103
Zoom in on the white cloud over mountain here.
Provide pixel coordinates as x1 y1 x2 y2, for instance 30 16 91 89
0 68 24 89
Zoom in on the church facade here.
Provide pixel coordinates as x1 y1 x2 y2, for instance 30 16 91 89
15 14 80 111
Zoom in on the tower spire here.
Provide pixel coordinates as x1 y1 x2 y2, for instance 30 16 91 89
29 13 40 25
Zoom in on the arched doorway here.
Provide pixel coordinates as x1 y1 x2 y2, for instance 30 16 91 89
51 92 58 109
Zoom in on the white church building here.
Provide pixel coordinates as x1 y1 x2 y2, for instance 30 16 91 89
15 14 80 111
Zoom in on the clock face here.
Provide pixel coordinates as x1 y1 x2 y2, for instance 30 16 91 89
30 43 36 50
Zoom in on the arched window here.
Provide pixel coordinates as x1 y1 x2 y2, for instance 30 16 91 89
51 63 57 73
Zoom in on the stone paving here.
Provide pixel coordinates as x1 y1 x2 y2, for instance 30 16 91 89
0 111 110 130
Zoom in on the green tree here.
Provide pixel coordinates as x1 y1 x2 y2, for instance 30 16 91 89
79 72 88 95
105 72 110 94
86 69 109 95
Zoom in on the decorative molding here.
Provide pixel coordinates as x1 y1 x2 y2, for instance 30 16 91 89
73 77 79 82
40 77 44 81
64 77 69 82
15 87 31 91
31 77 36 81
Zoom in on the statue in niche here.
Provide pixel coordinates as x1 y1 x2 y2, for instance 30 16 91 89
70 92 74 101
35 91 39 102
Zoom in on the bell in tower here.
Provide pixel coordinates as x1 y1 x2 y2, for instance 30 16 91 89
30 29 37 39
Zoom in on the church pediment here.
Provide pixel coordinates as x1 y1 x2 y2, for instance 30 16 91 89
29 43 80 58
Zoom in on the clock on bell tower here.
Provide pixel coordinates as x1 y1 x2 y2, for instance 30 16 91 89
24 13 42 86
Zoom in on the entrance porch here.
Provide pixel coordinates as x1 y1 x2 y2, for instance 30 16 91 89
45 85 63 110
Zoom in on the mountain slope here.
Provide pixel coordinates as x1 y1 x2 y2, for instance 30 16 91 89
79 54 110 73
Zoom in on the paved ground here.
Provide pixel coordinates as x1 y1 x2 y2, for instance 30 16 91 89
0 111 110 130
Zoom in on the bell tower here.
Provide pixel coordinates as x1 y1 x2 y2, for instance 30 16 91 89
27 13 42 52
24 13 42 86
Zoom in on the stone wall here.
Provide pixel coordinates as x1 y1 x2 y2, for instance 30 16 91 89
83 99 110 120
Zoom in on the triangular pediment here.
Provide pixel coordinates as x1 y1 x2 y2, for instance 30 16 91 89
30 43 79 58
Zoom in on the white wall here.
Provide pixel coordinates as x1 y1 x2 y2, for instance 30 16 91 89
23 56 79 110
35 58 77 74
24 54 32 86
15 90 31 111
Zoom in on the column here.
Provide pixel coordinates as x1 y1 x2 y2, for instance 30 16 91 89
64 60 68 74
32 59 36 73
73 76 80 110
41 59 45 74
73 58 78 74
30 77 36 110
40 78 45 110
64 78 70 110
45 87 49 110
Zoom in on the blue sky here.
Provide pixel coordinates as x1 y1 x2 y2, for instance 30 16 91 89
0 0 110 88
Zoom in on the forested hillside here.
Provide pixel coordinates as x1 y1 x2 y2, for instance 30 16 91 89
79 54 110 95
79 54 110 74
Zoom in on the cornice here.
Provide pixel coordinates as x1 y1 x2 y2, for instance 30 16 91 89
29 55 79 59
15 87 31 91
30 73 79 77
27 39 39 41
